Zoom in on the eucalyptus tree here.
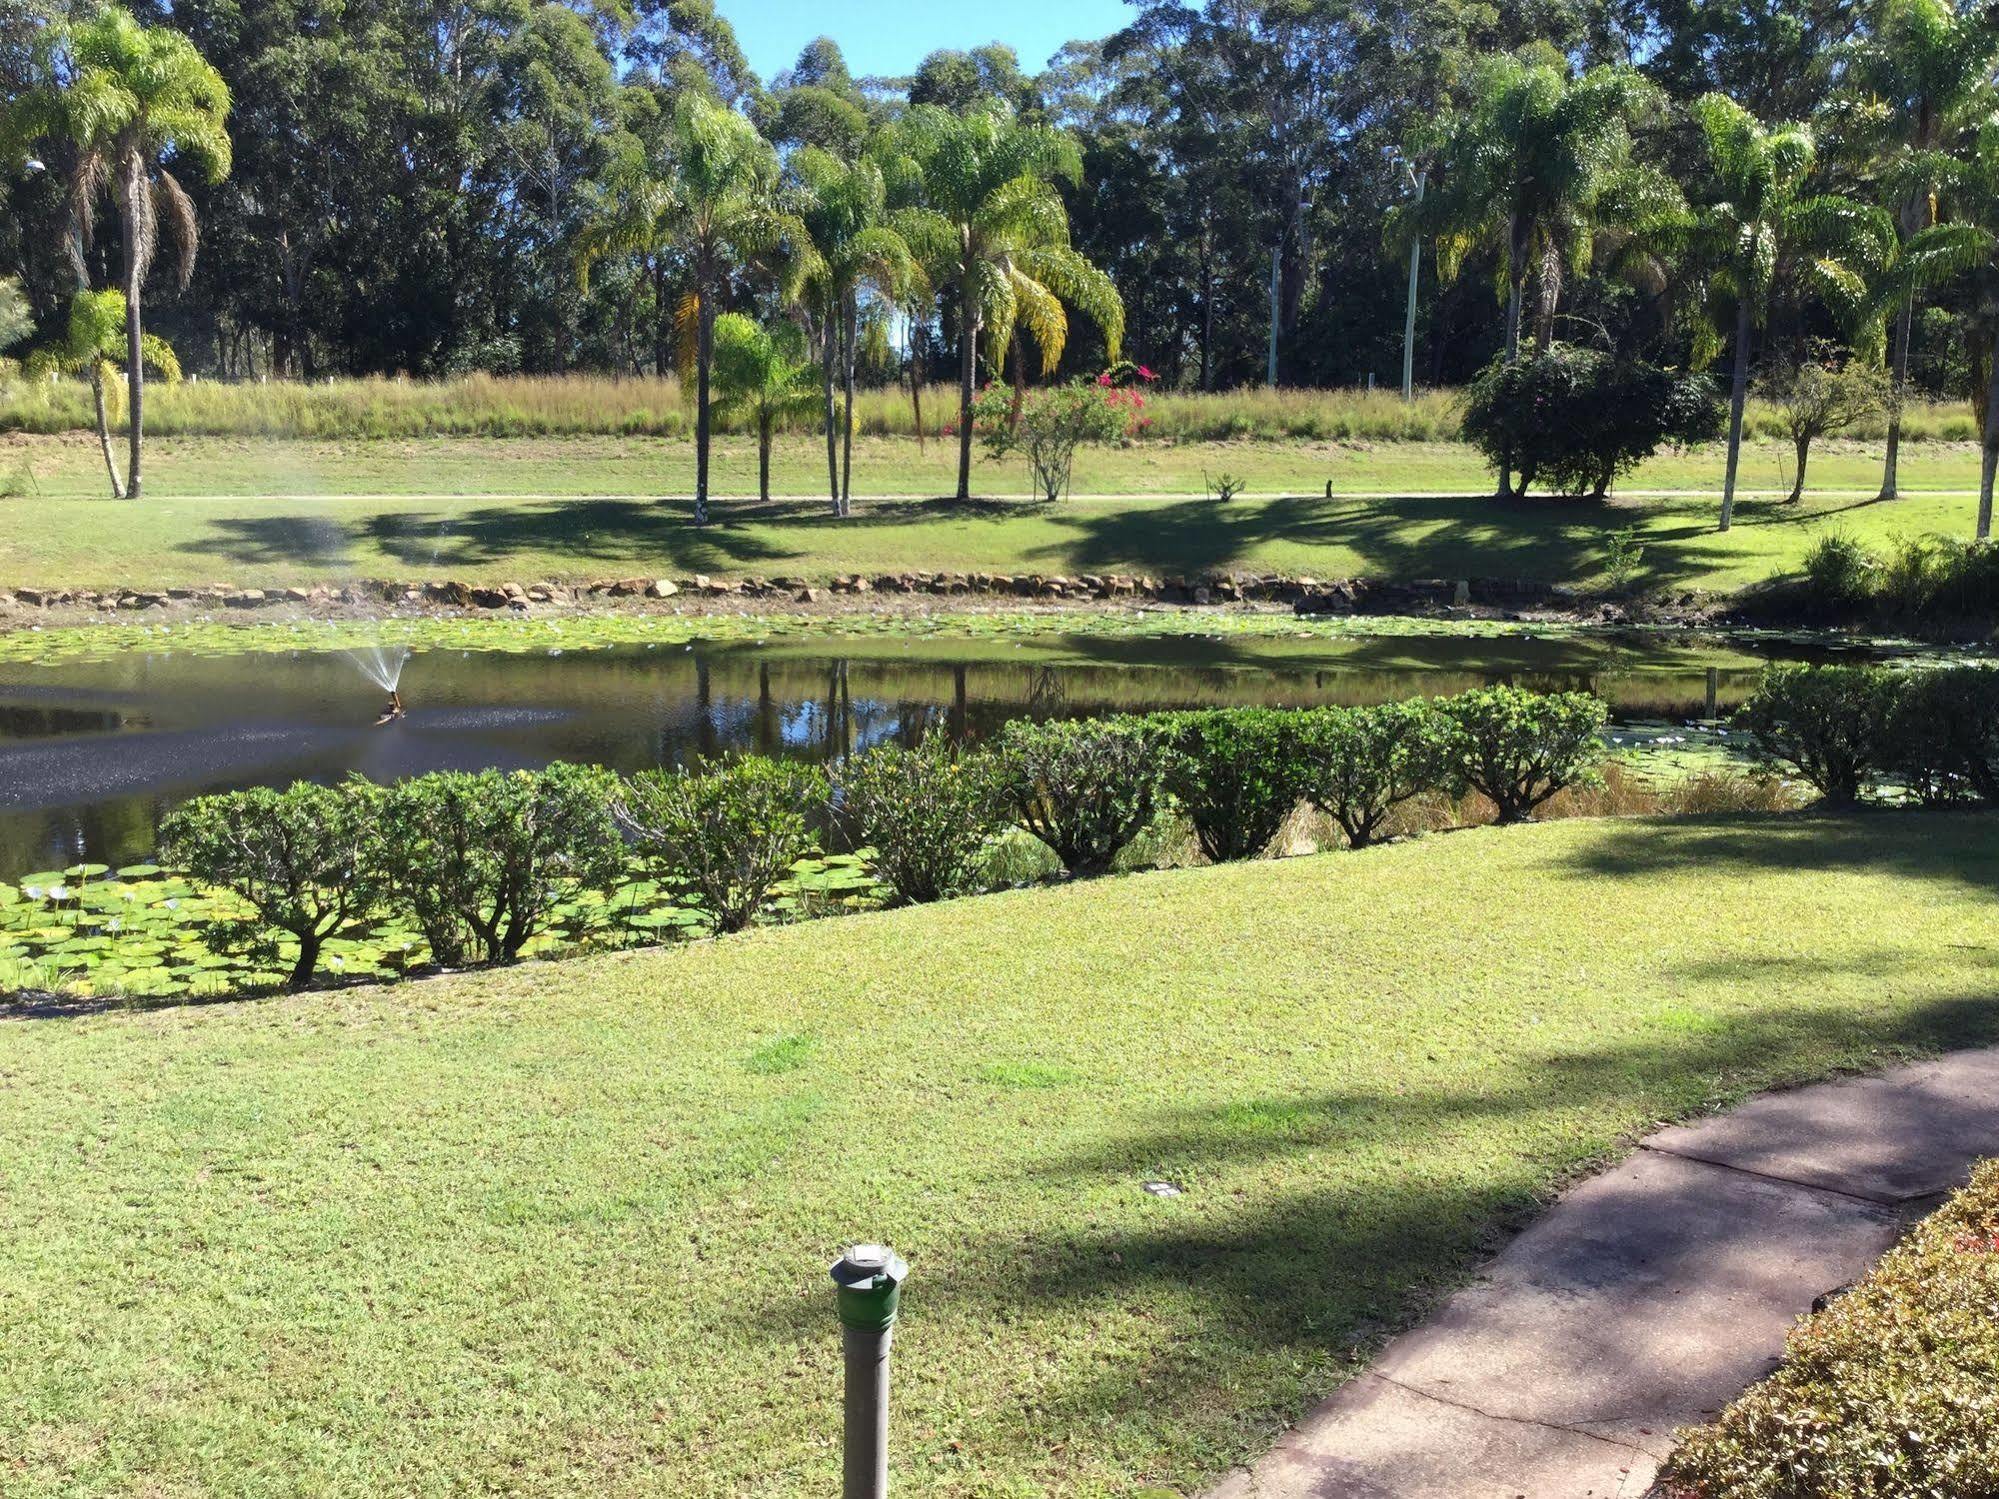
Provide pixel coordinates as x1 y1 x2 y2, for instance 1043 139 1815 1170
1685 96 1894 531
1397 52 1661 364
4 7 229 501
894 102 1124 502
1831 0 1999 500
794 146 919 515
580 96 802 524
708 313 819 501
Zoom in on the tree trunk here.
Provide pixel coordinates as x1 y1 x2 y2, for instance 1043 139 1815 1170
1979 325 1999 542
759 413 772 502
652 257 671 375
1719 295 1754 533
287 931 321 990
840 289 857 513
1265 235 1281 387
1880 296 1914 501
1789 434 1809 505
908 327 924 453
90 365 124 499
956 271 977 501
120 154 146 502
694 281 713 526
822 301 840 509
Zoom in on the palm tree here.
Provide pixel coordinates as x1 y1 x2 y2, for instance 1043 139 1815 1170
794 145 919 517
1833 0 1999 499
894 101 1123 502
1893 123 1999 540
5 8 228 501
579 96 801 525
1399 53 1661 364
1686 95 1894 531
709 313 819 501
25 288 179 498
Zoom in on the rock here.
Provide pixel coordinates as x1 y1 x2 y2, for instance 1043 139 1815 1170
427 580 474 606
470 586 509 608
1192 586 1212 605
797 586 819 603
1453 579 1472 607
15 587 47 606
226 589 267 608
648 579 678 598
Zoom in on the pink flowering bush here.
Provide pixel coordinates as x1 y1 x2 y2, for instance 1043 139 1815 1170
971 367 1157 500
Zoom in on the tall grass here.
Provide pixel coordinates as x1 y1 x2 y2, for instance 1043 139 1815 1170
0 370 1978 443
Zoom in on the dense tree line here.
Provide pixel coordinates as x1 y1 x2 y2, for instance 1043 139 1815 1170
7 0 1999 445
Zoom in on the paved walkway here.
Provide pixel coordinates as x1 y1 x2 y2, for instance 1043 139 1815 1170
1208 1048 1999 1499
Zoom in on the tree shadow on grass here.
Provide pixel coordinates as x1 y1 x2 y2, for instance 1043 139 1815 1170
1554 808 1999 901
175 513 356 569
1026 492 1736 590
723 983 1999 1486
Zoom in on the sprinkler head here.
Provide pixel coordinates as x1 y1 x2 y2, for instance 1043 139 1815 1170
831 1244 907 1333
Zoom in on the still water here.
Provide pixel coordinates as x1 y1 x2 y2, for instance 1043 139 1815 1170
0 625 1881 880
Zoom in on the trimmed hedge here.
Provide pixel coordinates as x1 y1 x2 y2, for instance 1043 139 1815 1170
1160 708 1312 862
1660 1158 1999 1499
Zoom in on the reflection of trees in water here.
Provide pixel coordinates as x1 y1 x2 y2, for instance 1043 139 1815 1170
0 643 1785 878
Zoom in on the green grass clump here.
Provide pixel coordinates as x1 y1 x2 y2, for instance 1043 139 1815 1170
1661 1157 1999 1497
1 814 1996 1495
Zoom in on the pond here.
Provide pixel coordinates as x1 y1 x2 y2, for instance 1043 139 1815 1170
0 618 1924 882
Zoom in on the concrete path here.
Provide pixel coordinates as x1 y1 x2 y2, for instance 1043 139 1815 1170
1209 1048 1999 1499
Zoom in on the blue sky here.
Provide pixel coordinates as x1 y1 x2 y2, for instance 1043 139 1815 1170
718 0 1137 83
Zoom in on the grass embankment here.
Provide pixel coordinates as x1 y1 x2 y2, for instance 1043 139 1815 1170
0 432 1990 592
2 813 1995 1496
0 374 1979 443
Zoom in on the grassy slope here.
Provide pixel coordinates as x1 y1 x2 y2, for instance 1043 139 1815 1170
3 814 1996 1497
0 433 1988 592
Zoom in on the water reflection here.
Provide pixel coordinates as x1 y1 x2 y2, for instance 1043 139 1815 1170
0 629 1842 879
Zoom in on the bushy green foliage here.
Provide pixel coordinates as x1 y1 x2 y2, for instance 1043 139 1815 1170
1296 701 1454 847
1734 665 1899 805
1461 345 1722 498
992 716 1165 876
1888 667 1999 806
159 780 382 988
374 763 624 964
837 739 1005 903
1158 708 1310 862
620 757 830 933
1660 1158 1999 1499
971 380 1128 501
1799 533 1879 617
1437 687 1609 823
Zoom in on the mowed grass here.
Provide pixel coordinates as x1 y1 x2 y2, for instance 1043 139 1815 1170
2 814 1996 1496
0 433 1990 592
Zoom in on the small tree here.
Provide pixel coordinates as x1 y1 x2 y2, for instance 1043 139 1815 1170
621 757 830 933
1461 344 1721 498
26 289 180 499
971 379 1127 502
159 780 381 989
0 276 31 350
710 312 819 502
1296 701 1453 848
992 716 1164 876
1438 687 1609 823
374 764 624 965
1761 350 1889 503
838 739 1005 903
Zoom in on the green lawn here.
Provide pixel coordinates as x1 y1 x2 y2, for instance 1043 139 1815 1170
0 432 1991 593
2 813 1995 1496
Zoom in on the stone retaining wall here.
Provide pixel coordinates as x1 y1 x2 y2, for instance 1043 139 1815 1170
0 571 1667 618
